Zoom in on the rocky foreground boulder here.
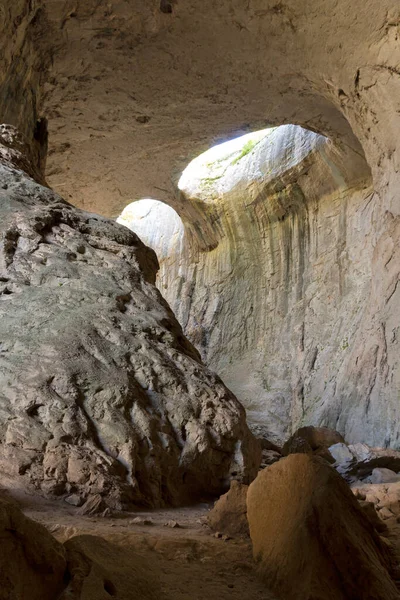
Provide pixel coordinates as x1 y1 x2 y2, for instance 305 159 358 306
60 534 164 600
207 480 249 537
0 125 260 509
0 495 163 600
0 497 67 600
247 454 400 600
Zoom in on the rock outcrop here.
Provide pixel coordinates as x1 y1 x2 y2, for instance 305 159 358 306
282 426 345 462
207 480 249 537
0 496 67 600
0 126 259 509
247 454 400 600
355 483 400 523
330 443 400 484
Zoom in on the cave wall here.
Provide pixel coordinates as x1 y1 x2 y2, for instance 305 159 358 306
0 1 52 178
121 125 379 444
0 0 399 448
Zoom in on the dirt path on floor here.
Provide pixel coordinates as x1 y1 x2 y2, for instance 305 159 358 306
13 490 276 600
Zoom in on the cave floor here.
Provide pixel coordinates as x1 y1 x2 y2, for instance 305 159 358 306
15 490 276 600
7 483 400 599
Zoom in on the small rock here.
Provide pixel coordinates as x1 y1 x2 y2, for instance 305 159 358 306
207 480 249 537
258 438 282 454
197 516 208 524
130 517 154 526
214 531 223 538
260 449 281 468
77 494 106 516
378 507 394 521
64 494 84 507
352 488 367 501
329 442 355 464
164 520 180 528
283 427 345 458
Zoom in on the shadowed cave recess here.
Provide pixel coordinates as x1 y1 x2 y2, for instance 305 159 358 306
1 1 400 600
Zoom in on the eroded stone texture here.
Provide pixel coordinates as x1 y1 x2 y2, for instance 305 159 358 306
32 0 400 451
61 534 164 600
0 127 259 508
247 454 400 600
207 480 249 537
121 125 376 444
1 0 400 448
35 0 397 218
282 426 345 461
0 496 67 600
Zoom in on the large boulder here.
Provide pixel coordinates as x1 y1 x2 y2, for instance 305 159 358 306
207 480 249 537
247 454 400 600
370 468 400 485
330 443 400 483
283 426 345 463
0 497 67 600
0 126 260 509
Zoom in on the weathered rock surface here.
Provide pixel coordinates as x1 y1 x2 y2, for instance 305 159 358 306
331 443 400 484
247 454 400 600
2 0 400 451
353 482 400 523
77 495 107 517
0 127 259 509
119 124 383 446
260 449 281 469
207 480 249 537
0 496 67 600
283 426 345 461
61 534 163 600
358 500 388 534
370 468 400 485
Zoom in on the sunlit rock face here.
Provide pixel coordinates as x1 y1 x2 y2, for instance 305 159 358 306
120 125 380 445
117 200 184 261
0 126 259 508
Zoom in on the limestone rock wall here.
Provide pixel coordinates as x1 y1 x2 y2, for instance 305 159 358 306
0 0 400 449
0 1 52 178
120 125 392 446
0 126 259 508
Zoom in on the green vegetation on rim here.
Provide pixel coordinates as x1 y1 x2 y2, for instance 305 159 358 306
230 138 261 166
